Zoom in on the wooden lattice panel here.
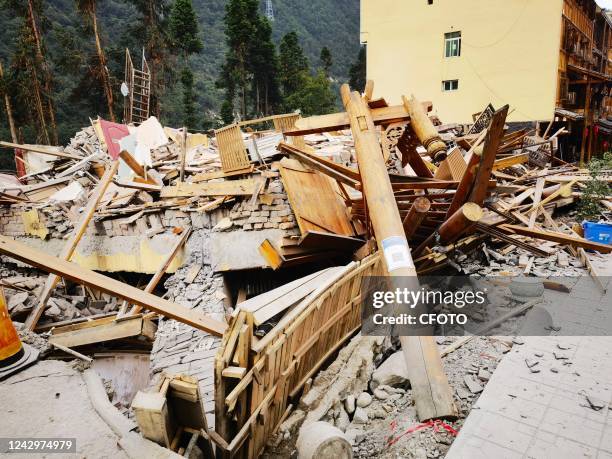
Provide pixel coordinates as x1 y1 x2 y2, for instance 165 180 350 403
273 113 306 149
214 254 383 458
214 124 251 173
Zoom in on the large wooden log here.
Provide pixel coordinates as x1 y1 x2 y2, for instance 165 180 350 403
125 227 192 316
403 95 447 162
341 83 456 421
438 203 483 245
403 197 430 239
0 235 227 335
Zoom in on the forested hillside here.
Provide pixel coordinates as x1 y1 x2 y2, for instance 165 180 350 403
0 0 360 153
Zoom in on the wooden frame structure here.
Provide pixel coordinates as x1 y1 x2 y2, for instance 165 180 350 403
214 124 252 173
123 48 151 125
213 254 382 457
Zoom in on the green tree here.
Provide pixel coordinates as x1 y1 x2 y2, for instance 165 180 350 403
127 0 174 117
169 0 202 128
2 0 57 144
249 16 281 115
75 0 116 121
180 67 197 129
219 0 258 117
349 45 366 93
169 0 203 56
320 46 332 77
284 71 335 116
279 31 308 97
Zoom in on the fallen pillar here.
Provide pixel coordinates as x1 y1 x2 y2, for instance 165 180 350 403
341 82 456 421
403 95 447 162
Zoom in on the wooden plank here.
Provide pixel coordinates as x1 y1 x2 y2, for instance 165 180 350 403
278 142 360 188
124 227 192 316
297 231 364 252
528 177 546 229
492 153 530 171
279 158 354 236
160 179 258 198
286 104 424 136
502 225 612 253
467 105 509 206
25 160 120 331
192 166 254 183
49 316 154 348
0 235 227 335
0 141 82 160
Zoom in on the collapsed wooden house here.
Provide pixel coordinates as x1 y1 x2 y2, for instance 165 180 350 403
0 80 610 458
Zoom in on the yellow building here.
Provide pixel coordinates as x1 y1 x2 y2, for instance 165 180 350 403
361 0 612 161
360 0 564 124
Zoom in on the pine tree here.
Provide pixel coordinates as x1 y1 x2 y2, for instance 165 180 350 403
2 0 57 144
279 31 309 97
320 46 332 77
169 0 202 129
128 0 174 117
169 0 203 56
249 16 281 115
180 67 196 129
75 0 116 121
349 45 366 93
219 0 276 118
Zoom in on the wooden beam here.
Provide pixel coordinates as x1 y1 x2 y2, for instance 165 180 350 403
403 95 447 162
286 104 416 136
528 177 546 228
403 197 430 239
467 105 509 206
492 153 530 170
0 141 82 160
438 203 483 245
160 179 258 198
445 137 484 218
0 235 227 335
119 150 146 178
502 225 612 253
25 160 120 331
341 84 456 421
396 129 434 178
125 227 192 316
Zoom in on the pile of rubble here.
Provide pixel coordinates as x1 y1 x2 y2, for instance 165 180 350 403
0 81 610 459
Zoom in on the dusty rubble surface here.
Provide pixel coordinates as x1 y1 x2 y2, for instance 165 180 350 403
0 360 127 459
264 335 509 459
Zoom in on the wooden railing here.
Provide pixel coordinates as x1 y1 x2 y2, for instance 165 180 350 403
214 254 382 457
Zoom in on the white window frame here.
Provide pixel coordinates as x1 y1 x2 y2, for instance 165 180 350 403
442 80 459 92
444 31 461 58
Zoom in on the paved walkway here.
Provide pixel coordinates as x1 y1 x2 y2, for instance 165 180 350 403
448 269 612 459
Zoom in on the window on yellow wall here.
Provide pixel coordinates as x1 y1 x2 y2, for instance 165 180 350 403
442 80 458 92
444 31 461 57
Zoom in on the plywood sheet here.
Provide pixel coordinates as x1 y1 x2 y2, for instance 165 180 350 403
279 157 354 236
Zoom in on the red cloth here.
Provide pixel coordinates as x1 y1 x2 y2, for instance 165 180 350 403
98 119 129 160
